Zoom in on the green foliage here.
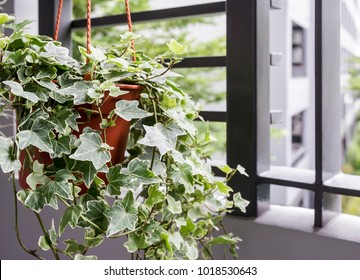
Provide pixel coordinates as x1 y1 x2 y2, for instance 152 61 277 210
0 14 248 260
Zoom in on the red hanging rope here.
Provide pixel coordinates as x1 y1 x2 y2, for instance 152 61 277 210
54 0 63 41
125 0 136 60
54 0 135 61
86 0 91 56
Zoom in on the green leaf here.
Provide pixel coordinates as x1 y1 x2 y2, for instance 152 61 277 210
40 170 75 204
145 185 165 208
85 229 104 248
51 135 73 157
49 107 73 134
124 233 151 253
72 160 97 188
161 232 173 255
0 13 15 25
17 118 55 153
0 137 21 173
82 200 109 233
167 195 182 214
170 163 194 193
70 131 111 169
64 239 86 254
216 181 233 196
26 161 49 190
24 83 50 102
138 123 184 157
106 191 138 236
114 100 152 121
106 164 135 196
3 80 40 103
233 192 250 213
207 235 241 247
127 158 161 187
180 218 196 237
167 39 188 55
57 81 93 105
35 65 57 80
38 236 50 251
59 205 82 235
217 164 233 175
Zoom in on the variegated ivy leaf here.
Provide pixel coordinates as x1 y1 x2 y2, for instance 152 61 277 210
170 162 194 193
49 107 74 134
164 108 197 136
124 233 151 253
106 164 135 196
167 195 182 214
3 80 40 103
51 135 73 158
39 170 76 203
233 192 250 213
59 205 82 235
0 13 15 25
23 189 46 212
126 158 161 189
85 229 104 248
82 200 109 233
138 123 185 157
57 81 94 105
17 118 55 153
64 239 86 254
106 191 138 236
144 185 165 208
0 136 21 173
38 236 50 251
74 254 97 260
236 164 249 177
167 39 188 55
166 232 182 252
114 100 152 121
23 82 50 102
72 160 97 188
40 42 77 65
26 161 50 190
69 131 111 170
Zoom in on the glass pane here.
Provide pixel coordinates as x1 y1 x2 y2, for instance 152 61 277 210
73 0 222 19
195 122 226 163
173 67 226 111
71 15 225 59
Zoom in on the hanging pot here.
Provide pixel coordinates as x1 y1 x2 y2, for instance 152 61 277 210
18 84 142 194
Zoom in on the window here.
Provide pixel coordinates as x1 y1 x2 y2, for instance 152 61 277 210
37 0 360 229
292 23 306 77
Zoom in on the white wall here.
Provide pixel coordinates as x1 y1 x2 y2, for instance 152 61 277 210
14 0 38 34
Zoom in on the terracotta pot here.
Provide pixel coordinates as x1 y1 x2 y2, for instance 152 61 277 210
18 84 142 194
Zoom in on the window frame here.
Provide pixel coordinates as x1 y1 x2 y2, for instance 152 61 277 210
38 0 360 229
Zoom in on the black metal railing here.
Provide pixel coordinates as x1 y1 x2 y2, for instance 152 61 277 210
38 0 360 229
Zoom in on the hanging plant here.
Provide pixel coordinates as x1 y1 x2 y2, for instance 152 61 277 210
0 6 249 260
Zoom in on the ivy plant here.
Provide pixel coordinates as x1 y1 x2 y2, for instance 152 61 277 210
0 14 249 260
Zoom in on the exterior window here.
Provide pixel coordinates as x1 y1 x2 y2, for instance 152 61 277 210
292 23 306 77
291 111 306 165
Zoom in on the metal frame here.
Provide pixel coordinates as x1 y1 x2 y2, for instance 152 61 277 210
38 0 360 229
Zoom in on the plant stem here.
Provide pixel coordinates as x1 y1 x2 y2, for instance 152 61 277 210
56 248 74 259
11 174 44 260
199 239 215 260
34 212 60 260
